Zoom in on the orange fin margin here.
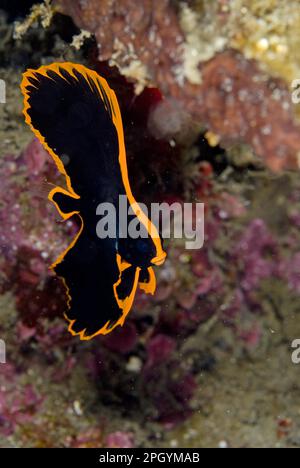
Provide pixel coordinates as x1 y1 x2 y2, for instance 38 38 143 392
21 62 166 339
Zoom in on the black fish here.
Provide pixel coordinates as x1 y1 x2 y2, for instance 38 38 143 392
21 62 166 340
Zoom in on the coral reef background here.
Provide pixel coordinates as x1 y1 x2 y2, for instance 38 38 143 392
0 0 300 448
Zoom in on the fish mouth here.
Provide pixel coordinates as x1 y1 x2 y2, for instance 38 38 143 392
151 252 167 266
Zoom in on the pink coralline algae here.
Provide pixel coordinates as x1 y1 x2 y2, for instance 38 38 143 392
1 22 300 440
142 355 197 426
102 321 138 355
22 138 49 179
0 139 76 325
233 218 278 293
229 217 300 300
0 364 43 436
105 431 135 449
55 0 300 172
237 321 262 349
3 133 300 430
279 253 300 294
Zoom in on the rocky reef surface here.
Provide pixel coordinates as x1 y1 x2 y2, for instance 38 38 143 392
0 1 300 447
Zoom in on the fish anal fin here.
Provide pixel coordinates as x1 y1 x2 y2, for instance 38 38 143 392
64 264 141 340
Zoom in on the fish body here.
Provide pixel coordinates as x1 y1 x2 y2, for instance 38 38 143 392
21 62 166 339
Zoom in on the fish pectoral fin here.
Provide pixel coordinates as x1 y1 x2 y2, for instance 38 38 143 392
114 255 138 308
48 186 80 220
139 266 156 295
113 256 141 326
